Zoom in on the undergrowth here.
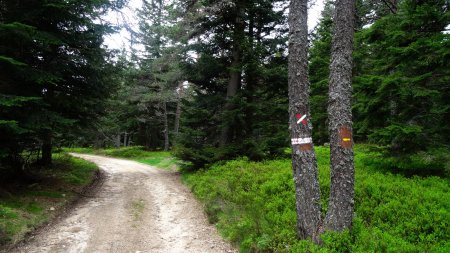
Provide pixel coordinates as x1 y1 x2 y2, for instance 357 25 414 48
183 145 450 252
0 154 98 246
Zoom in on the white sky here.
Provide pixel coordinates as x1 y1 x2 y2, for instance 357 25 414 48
103 0 142 50
103 0 325 50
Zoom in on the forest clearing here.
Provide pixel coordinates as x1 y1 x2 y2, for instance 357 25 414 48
1 0 449 252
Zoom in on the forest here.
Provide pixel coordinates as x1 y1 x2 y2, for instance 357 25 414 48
0 0 449 252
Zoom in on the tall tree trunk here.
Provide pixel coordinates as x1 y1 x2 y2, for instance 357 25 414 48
244 14 256 138
324 0 356 232
288 0 321 241
163 101 170 151
152 0 163 58
220 3 244 146
115 132 121 148
127 134 132 146
41 130 52 165
174 82 184 136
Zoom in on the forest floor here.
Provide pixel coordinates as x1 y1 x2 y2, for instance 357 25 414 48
8 154 235 253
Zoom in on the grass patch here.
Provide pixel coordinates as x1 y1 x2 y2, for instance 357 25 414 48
130 198 145 223
25 191 65 199
182 145 450 252
66 146 178 170
0 154 98 247
138 156 177 170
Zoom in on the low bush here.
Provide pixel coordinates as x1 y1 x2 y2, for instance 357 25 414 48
183 145 450 252
370 147 450 177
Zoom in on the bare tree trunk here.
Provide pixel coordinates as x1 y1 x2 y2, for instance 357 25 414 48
324 0 356 232
174 82 184 136
288 0 321 241
244 14 256 137
163 102 170 151
124 132 128 147
41 130 52 165
127 134 132 146
220 3 244 147
115 133 121 148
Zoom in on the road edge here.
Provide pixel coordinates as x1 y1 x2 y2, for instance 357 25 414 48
1 158 106 253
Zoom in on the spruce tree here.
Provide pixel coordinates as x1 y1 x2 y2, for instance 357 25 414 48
174 0 290 167
309 0 334 144
353 0 449 155
0 0 119 167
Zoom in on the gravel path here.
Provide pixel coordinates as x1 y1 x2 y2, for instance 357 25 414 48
12 154 235 253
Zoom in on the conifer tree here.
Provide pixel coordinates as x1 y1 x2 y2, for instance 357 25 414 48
174 0 290 167
353 0 449 155
0 0 120 166
309 0 334 144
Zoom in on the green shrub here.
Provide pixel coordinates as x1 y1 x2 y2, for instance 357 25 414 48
370 147 450 177
183 145 450 252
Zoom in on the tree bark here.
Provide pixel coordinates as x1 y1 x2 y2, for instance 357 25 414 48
174 81 184 136
244 14 256 137
288 0 321 241
324 0 356 232
163 101 170 151
220 2 244 146
115 133 121 148
41 130 52 165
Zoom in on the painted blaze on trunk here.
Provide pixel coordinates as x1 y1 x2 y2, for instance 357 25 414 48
324 0 356 232
288 0 356 242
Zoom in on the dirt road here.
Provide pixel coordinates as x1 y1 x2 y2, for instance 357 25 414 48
12 154 235 253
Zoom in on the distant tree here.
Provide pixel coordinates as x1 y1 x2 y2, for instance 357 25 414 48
356 0 398 28
174 0 290 168
131 0 185 151
309 0 334 144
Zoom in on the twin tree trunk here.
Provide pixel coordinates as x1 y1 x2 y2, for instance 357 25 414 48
288 0 356 241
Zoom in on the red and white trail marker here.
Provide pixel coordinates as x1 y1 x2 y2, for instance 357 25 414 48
291 137 312 145
296 114 307 126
